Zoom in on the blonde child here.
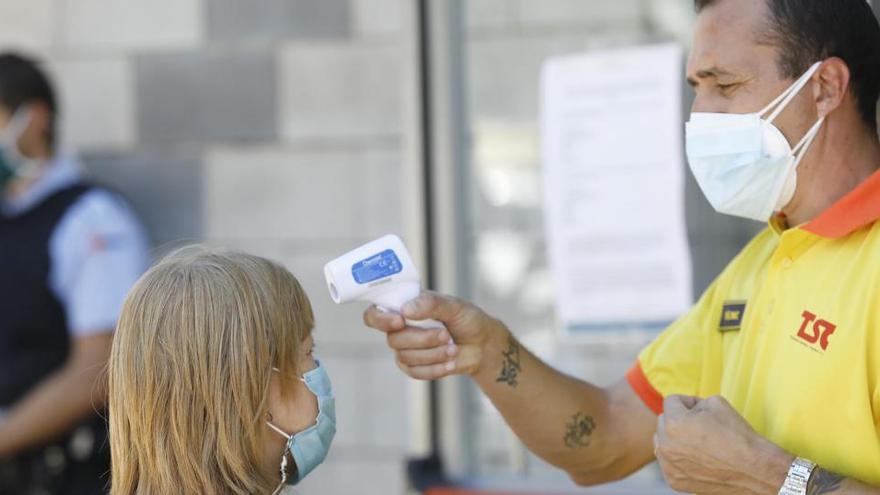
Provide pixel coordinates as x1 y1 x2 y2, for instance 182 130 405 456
108 247 335 494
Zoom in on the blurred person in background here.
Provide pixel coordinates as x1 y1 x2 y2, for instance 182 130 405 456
366 0 880 493
108 248 335 495
0 53 149 494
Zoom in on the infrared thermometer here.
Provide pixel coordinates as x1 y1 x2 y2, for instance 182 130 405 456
324 234 444 329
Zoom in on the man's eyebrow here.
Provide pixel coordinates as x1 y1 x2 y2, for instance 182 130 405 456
687 66 736 87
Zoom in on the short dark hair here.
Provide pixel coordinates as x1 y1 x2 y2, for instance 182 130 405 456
0 53 58 148
695 0 880 131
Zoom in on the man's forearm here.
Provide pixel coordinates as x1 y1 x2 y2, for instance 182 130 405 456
468 321 653 483
0 358 106 456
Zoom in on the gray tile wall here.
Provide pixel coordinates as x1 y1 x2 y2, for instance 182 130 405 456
2 1 411 493
206 0 351 41
57 0 203 51
82 151 204 248
135 50 278 145
278 42 402 140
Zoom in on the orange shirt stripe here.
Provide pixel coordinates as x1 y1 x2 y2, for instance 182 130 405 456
626 361 664 415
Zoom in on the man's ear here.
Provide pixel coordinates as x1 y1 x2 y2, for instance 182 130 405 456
813 57 850 119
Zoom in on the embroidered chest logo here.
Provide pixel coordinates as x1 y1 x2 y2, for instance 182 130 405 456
719 301 746 332
794 310 837 352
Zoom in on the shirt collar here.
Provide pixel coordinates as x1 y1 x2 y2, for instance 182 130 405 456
1 154 83 217
768 168 880 239
802 168 880 238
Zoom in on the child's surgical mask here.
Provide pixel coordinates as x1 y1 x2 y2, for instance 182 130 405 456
267 360 336 493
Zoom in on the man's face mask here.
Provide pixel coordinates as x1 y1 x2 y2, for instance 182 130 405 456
267 359 336 493
685 61 825 222
0 106 38 189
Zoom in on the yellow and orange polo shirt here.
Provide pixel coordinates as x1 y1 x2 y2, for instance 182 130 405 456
627 170 880 486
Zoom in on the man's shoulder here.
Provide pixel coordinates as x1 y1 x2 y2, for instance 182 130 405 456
49 187 147 255
59 187 141 231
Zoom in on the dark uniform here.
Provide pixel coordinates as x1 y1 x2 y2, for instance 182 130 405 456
0 156 149 494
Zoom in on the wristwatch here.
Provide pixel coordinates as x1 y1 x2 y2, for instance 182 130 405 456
778 457 817 495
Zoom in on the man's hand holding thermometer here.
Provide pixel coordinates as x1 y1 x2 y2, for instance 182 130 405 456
325 235 502 379
325 235 673 487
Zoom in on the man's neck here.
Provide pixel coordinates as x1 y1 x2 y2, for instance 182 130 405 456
782 125 880 227
4 174 42 202
2 155 51 204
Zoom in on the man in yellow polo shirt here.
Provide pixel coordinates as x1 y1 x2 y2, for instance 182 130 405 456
364 0 880 493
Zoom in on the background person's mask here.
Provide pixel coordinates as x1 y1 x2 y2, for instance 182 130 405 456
267 360 336 492
0 107 39 188
685 61 825 222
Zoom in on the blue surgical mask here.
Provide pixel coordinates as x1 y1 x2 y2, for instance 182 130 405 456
267 360 336 491
685 62 825 222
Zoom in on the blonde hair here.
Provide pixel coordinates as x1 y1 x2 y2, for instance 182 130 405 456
109 247 314 495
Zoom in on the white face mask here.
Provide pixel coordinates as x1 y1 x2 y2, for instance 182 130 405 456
0 106 40 188
685 61 825 222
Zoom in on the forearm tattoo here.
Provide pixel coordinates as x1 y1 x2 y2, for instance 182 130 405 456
496 336 522 387
563 412 596 449
806 467 845 495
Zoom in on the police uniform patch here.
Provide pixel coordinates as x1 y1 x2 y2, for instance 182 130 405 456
719 301 746 332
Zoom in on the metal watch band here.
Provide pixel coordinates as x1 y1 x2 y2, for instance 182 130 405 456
778 457 817 495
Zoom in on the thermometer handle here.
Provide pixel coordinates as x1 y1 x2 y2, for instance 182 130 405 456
376 306 446 330
404 318 445 330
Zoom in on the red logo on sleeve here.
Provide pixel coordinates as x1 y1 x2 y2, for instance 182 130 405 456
795 310 837 351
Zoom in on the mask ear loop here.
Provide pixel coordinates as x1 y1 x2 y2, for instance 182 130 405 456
2 106 46 180
273 365 310 385
267 421 292 440
268 368 295 493
761 61 824 123
4 106 32 142
267 420 295 494
790 116 826 168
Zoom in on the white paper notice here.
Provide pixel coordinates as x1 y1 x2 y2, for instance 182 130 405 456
541 44 692 336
